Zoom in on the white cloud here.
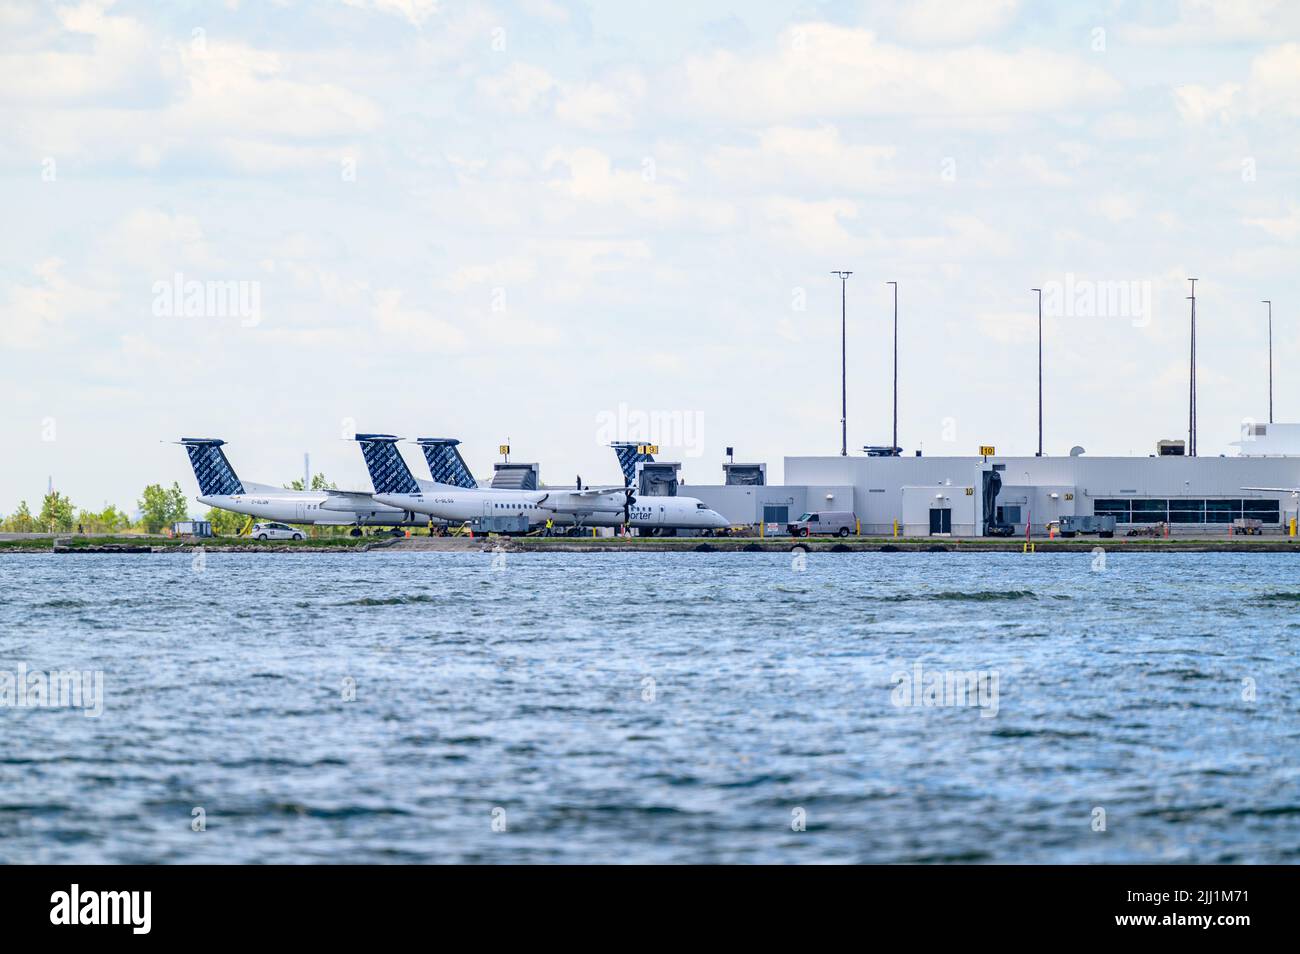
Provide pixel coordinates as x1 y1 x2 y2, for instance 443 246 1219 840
1173 82 1241 124
544 147 734 229
895 0 1020 45
0 259 115 349
339 0 441 27
679 23 1121 122
705 126 896 191
477 62 557 113
1121 0 1297 46
1244 204 1300 240
478 64 645 130
1175 44 1300 124
371 289 468 351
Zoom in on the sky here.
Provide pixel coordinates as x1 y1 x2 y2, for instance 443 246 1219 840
2 0 1299 514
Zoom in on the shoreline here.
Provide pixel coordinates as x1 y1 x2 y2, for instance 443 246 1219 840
3 535 1300 554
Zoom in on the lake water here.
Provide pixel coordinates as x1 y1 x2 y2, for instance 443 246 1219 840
0 550 1296 863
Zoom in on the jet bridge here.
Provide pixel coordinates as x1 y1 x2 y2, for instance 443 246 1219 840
490 462 539 490
634 461 680 497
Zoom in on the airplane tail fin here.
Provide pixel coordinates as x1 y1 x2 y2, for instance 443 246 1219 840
179 438 245 496
610 441 655 486
415 438 476 488
353 434 421 495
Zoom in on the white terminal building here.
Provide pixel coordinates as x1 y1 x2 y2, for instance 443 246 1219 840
638 425 1300 537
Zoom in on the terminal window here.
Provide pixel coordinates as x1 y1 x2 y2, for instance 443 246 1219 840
1092 498 1280 523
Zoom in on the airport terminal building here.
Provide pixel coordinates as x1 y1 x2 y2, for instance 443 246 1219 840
659 427 1300 537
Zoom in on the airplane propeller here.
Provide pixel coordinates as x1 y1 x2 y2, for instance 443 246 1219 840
623 487 636 526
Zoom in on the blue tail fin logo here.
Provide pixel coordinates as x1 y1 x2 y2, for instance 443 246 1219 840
180 439 244 496
354 434 420 495
415 438 476 488
610 442 655 486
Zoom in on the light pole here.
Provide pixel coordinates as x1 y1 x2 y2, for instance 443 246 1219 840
887 281 898 454
831 271 853 456
1187 278 1197 457
1263 299 1273 423
1032 288 1043 457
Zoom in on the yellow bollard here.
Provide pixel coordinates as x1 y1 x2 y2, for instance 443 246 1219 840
760 521 764 538
1291 517 1297 537
893 519 898 539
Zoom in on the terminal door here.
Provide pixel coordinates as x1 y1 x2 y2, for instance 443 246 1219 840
929 508 951 534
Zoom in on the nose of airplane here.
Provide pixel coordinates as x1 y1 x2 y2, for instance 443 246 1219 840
709 510 729 528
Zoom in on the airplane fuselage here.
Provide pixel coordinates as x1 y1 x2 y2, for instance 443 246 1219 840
373 485 728 530
198 483 422 526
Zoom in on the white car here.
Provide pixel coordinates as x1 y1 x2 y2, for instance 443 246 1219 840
252 522 304 541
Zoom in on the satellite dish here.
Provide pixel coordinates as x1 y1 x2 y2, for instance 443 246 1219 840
1069 445 1085 457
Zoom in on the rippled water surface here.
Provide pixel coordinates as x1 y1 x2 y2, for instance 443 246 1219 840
1 551 1297 863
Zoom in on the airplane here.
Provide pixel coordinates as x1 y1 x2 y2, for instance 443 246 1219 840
177 437 425 534
353 434 729 533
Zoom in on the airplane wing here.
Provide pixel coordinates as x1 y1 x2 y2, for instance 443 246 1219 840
1241 487 1300 494
323 489 379 498
568 486 628 496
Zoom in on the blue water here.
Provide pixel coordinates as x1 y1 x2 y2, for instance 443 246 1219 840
0 551 1296 864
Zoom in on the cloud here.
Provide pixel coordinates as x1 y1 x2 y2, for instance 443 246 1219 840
477 63 645 130
704 126 896 191
339 0 441 27
543 147 734 229
894 0 1020 45
1175 44 1300 124
679 23 1121 122
371 289 468 351
477 62 557 112
1243 204 1300 240
1120 0 1297 46
0 259 116 349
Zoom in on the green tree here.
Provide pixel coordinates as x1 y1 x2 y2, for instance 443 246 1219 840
39 491 75 532
284 473 336 491
1 501 35 533
77 504 132 534
205 506 247 536
138 482 190 533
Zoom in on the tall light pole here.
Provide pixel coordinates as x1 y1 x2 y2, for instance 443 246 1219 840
1263 299 1273 423
1188 278 1197 457
887 281 898 454
831 271 853 456
1032 287 1043 457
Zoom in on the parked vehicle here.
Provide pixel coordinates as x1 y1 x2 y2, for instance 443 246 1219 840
1126 522 1168 538
1232 517 1263 535
252 522 304 541
1059 515 1116 538
786 511 856 537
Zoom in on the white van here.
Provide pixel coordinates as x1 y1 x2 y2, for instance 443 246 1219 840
787 511 856 537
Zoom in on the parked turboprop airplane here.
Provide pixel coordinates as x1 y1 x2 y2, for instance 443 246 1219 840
353 434 729 533
178 438 422 532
